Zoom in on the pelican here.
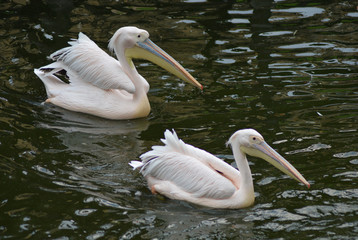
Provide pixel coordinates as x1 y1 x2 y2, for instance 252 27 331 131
34 26 202 120
130 129 310 209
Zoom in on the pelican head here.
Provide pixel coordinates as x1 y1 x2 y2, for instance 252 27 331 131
228 129 310 188
109 26 203 90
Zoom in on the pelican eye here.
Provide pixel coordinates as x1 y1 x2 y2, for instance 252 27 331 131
137 34 141 38
252 137 256 141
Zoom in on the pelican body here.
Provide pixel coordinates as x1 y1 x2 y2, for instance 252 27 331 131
130 129 310 209
34 27 202 120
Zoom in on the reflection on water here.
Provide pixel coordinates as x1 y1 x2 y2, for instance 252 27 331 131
39 106 150 135
1 0 358 239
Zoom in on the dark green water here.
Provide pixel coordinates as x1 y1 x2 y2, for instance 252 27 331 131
1 0 358 239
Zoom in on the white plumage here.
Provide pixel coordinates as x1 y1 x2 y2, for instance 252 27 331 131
130 129 310 209
46 32 136 92
34 26 202 120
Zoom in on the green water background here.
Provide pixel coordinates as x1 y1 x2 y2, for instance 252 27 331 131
0 0 357 239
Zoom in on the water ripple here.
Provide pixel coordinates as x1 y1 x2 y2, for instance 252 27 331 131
1 1 358 239
59 220 78 230
279 42 336 50
270 7 325 21
286 143 331 154
334 151 358 158
75 209 97 217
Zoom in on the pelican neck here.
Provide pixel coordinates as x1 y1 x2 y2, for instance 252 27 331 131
231 146 254 194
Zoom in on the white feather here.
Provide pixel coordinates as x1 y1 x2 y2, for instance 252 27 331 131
34 68 150 120
137 130 240 200
35 26 201 120
132 129 310 208
44 32 136 92
129 161 144 170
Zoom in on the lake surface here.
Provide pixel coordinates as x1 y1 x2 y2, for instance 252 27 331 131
1 0 358 239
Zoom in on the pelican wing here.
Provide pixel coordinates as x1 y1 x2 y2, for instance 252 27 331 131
138 130 241 199
41 32 136 92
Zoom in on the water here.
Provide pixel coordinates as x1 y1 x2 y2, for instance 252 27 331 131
1 0 358 239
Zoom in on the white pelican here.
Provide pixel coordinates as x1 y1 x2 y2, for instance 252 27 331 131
130 129 310 209
34 26 202 120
